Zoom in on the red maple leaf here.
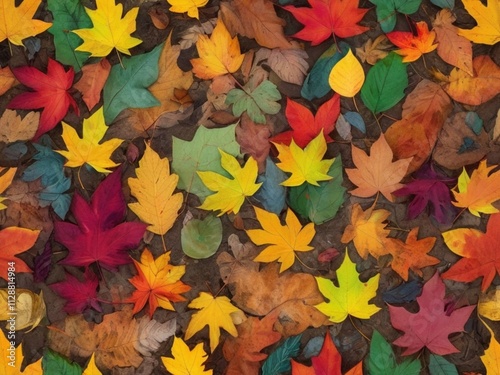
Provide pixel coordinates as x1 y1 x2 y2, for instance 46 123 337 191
271 94 339 148
284 0 369 45
388 273 475 355
7 58 79 140
54 168 146 270
51 269 102 314
442 212 500 291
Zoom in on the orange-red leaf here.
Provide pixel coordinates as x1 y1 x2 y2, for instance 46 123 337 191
0 227 40 280
74 58 111 111
386 21 437 63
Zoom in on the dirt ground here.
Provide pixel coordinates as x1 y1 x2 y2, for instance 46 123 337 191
1 0 500 374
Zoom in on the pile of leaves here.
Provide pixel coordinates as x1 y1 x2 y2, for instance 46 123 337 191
1 0 500 373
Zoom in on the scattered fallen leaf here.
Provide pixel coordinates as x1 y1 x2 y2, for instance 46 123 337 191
267 47 309 85
481 320 500 372
181 214 222 259
162 336 213 375
50 269 101 314
457 0 500 45
478 289 500 321
0 226 39 280
236 113 272 172
328 49 365 97
355 35 391 65
0 66 17 96
386 21 437 63
0 167 17 210
82 353 102 375
369 0 421 32
0 289 45 331
74 58 111 111
0 109 39 143
0 330 42 375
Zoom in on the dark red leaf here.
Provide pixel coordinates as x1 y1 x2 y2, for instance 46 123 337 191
51 269 101 314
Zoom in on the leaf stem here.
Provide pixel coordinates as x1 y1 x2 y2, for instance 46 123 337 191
295 253 315 271
373 112 382 132
8 40 12 56
352 96 361 114
452 207 467 225
160 234 168 252
77 166 86 191
349 315 370 341
116 49 124 69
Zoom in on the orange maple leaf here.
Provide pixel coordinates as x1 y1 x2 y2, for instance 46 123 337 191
126 248 191 317
345 134 412 202
0 227 40 280
386 21 438 63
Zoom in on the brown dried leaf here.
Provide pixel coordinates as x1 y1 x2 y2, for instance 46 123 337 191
235 113 272 172
355 35 392 65
0 109 39 143
0 65 17 96
73 58 111 111
267 48 309 85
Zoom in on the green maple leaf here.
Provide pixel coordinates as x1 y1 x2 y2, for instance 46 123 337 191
369 0 422 32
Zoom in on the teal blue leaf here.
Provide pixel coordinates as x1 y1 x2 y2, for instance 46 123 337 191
42 349 82 375
465 112 483 135
288 156 346 224
343 111 366 133
368 330 421 375
361 53 408 114
301 42 349 101
430 0 454 9
181 215 223 259
47 0 92 72
382 280 422 304
429 354 458 375
262 335 301 375
103 43 162 124
255 157 286 215
369 0 422 32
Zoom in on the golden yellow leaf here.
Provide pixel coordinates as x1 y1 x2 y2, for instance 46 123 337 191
197 150 261 216
72 0 142 57
185 292 242 352
0 109 38 143
0 0 51 46
162 336 213 375
457 0 500 45
128 143 183 235
328 49 365 97
83 353 102 375
0 66 17 96
0 289 45 332
167 0 208 19
452 160 500 216
481 320 500 373
340 203 391 259
248 206 316 273
479 289 500 321
274 132 334 187
56 107 123 174
0 331 42 375
190 18 245 80
0 167 16 211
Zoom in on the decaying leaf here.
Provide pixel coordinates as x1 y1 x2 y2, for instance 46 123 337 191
0 289 45 331
355 35 392 65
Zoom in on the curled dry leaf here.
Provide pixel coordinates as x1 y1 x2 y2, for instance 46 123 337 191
355 35 392 65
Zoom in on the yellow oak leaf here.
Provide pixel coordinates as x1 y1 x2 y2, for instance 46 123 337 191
72 0 142 57
315 250 380 323
56 107 123 174
457 0 500 45
452 160 500 216
274 132 334 187
167 0 208 19
247 206 316 273
83 353 102 375
481 320 500 373
184 292 242 352
340 203 391 260
345 134 412 202
328 49 365 97
0 0 51 46
197 150 261 216
162 336 213 375
0 331 42 375
190 18 245 80
0 167 16 211
126 248 191 318
128 143 183 236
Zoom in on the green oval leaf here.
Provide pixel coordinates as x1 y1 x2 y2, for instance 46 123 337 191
181 215 223 259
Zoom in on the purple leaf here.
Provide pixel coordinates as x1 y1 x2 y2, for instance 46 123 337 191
33 240 52 283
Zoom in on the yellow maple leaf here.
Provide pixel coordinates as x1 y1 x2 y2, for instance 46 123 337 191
457 0 500 45
0 331 42 375
127 248 191 318
56 107 123 174
340 203 391 259
197 150 261 216
167 0 208 19
248 206 316 272
162 336 213 375
72 0 142 57
128 143 183 236
0 167 16 211
452 160 500 216
83 353 102 375
184 292 242 352
481 320 500 373
190 18 245 80
0 0 51 47
274 132 334 187
315 250 380 323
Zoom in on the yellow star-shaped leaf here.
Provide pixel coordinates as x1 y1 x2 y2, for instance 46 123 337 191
167 0 209 19
274 132 334 186
315 250 380 323
197 149 261 216
248 206 316 272
72 0 142 57
0 331 42 375
56 107 123 174
162 336 213 375
184 292 242 352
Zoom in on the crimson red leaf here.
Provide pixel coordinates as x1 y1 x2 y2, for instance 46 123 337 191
8 58 79 140
311 330 341 375
51 269 102 314
54 168 146 270
271 95 339 148
388 273 475 356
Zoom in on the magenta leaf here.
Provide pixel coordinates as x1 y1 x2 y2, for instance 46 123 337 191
51 269 102 314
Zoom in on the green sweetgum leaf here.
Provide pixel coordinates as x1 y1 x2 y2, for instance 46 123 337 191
289 156 345 224
172 125 240 199
361 53 408 114
429 354 458 375
103 43 162 124
430 0 454 9
226 80 281 124
368 330 421 375
262 335 301 375
181 215 223 259
42 349 82 375
47 0 92 72
369 0 422 32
